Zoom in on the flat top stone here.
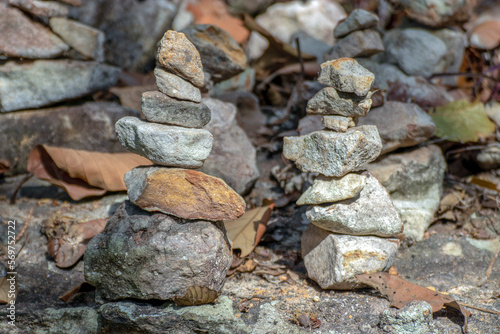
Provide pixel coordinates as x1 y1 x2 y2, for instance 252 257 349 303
317 58 374 96
0 3 69 59
125 167 246 221
306 87 372 117
156 30 205 88
334 9 379 38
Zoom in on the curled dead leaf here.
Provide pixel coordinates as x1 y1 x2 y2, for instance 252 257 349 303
0 159 10 174
27 145 153 200
223 204 274 257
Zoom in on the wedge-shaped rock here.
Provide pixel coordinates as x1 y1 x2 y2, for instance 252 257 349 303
318 58 374 96
115 117 212 168
49 17 105 61
325 29 384 60
306 172 403 237
85 201 232 302
297 173 365 205
125 167 245 221
301 224 399 290
307 87 372 116
141 91 210 128
322 115 357 132
154 67 201 103
182 24 246 83
283 126 382 177
156 30 204 88
334 9 379 38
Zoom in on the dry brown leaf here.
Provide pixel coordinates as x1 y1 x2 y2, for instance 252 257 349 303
187 0 249 44
224 204 274 257
0 159 10 174
46 218 107 268
59 281 95 303
27 145 153 200
0 274 16 304
468 176 500 193
356 272 471 331
237 259 259 273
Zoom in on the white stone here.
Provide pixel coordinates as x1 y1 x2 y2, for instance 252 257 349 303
297 173 365 205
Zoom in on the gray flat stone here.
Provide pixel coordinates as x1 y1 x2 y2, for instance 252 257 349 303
297 173 366 205
380 301 438 334
326 29 384 60
99 297 250 334
283 126 382 177
367 145 446 241
307 87 372 117
0 3 69 59
0 60 120 112
154 67 201 103
182 24 246 83
318 58 374 96
141 91 210 128
115 116 213 168
301 224 399 289
85 201 232 302
156 30 204 87
306 172 404 237
322 115 357 132
49 17 105 61
357 101 436 155
334 9 379 38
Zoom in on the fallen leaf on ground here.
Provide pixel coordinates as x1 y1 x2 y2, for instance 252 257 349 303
187 0 249 43
45 217 107 268
356 272 471 331
429 100 496 143
0 160 10 174
468 176 500 193
59 281 95 303
27 145 153 200
224 204 274 257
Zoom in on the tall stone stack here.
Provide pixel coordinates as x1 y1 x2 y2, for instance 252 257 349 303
283 58 403 289
84 31 246 305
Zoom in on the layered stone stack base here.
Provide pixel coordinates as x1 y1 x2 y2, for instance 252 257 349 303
284 58 404 289
84 30 245 305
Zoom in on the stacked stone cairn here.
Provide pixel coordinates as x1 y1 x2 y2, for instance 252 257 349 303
283 58 404 289
84 30 246 305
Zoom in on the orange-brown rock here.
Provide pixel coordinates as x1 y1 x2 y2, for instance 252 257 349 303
124 167 245 221
156 30 205 88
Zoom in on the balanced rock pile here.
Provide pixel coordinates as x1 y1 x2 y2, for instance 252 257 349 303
283 58 403 289
84 30 246 305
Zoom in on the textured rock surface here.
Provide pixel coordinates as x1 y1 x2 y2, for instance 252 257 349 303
115 117 213 168
368 145 446 241
200 97 259 195
8 0 69 20
357 101 436 155
306 172 403 237
156 30 204 87
393 0 473 27
325 29 384 60
301 224 399 289
99 297 250 334
141 91 210 128
380 301 438 334
322 115 357 132
297 173 365 205
49 17 104 61
307 87 372 117
283 126 382 177
182 24 246 83
0 102 137 175
0 60 120 112
70 0 177 70
333 8 379 38
0 3 68 59
318 58 374 96
84 201 232 301
125 167 245 221
154 67 201 103
385 28 447 77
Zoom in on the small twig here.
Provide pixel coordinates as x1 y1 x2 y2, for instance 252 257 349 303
9 173 33 204
295 37 305 81
15 208 33 242
428 72 500 83
458 302 500 315
445 145 486 158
